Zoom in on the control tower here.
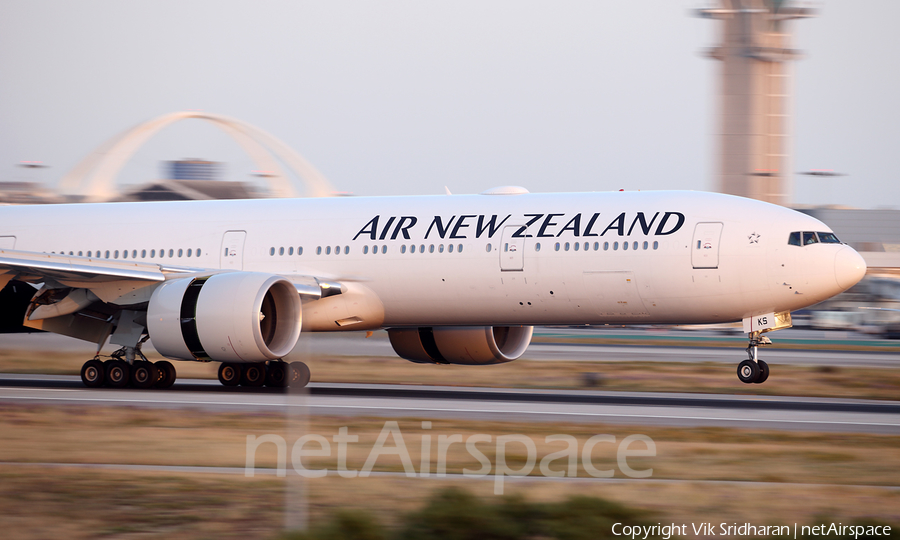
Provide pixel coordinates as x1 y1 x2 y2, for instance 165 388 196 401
697 0 814 206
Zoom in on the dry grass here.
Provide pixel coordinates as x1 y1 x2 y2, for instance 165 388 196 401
1 466 898 540
0 404 898 537
2 347 900 401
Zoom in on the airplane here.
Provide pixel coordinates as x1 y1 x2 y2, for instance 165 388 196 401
0 187 867 389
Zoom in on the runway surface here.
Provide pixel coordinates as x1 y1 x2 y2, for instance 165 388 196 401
2 331 899 367
2 374 899 434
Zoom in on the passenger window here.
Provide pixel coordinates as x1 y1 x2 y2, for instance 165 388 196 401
487 243 494 253
633 241 638 250
316 246 322 255
788 232 801 246
653 241 658 250
344 246 349 254
296 247 301 255
554 242 560 251
178 249 183 257
169 249 174 257
288 247 293 255
363 246 369 254
439 244 445 253
114 250 119 259
187 249 192 257
604 242 609 251
574 242 580 251
818 232 841 244
613 242 618 251
279 247 284 256
151 249 156 258
270 247 275 256
123 250 128 259
535 243 541 252
132 250 137 258
429 245 435 253
564 242 570 251
803 232 818 245
420 245 425 253
381 245 387 254
448 244 454 253
401 245 407 254
458 244 463 252
142 249 147 258
623 242 628 251
326 246 332 255
643 241 648 250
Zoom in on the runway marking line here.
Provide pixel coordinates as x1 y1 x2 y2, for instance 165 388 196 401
0 394 898 429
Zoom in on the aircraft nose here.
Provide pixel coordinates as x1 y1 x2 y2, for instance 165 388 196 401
834 246 867 290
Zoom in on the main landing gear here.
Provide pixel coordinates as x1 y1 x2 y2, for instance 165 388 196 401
736 331 771 384
80 336 177 389
217 361 311 388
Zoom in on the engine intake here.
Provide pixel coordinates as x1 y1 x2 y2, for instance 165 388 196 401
388 326 533 365
148 272 301 362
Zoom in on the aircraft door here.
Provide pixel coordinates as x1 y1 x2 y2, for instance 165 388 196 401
220 231 246 270
692 222 723 269
0 236 15 249
499 226 524 271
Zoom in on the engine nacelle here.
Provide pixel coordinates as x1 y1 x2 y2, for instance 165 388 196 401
148 272 301 363
388 326 533 365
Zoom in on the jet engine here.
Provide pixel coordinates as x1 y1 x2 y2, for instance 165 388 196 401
388 326 533 365
147 272 301 363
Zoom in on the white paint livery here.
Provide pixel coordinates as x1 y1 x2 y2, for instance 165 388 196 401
0 189 867 387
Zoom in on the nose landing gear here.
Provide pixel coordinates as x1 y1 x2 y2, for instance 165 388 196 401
737 331 771 384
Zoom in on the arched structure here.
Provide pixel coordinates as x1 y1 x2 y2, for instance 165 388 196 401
58 111 334 201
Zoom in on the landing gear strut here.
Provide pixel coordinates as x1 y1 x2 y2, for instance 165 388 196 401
737 331 771 384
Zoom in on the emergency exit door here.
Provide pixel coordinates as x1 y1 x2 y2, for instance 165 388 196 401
220 231 246 270
499 226 524 271
692 222 723 269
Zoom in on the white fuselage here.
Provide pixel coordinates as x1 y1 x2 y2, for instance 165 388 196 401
0 190 864 328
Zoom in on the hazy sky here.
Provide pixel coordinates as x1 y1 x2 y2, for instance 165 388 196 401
1 1 898 208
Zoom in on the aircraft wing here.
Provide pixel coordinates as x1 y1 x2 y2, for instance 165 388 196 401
0 248 344 303
0 249 167 286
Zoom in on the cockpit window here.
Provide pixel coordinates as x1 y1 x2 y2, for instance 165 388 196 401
817 232 841 244
790 231 842 246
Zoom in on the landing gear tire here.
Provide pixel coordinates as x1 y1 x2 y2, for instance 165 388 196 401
289 361 311 388
754 360 770 384
266 362 290 388
241 363 266 387
218 363 241 386
131 361 157 389
154 360 177 389
105 360 131 388
81 359 105 388
737 360 760 384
